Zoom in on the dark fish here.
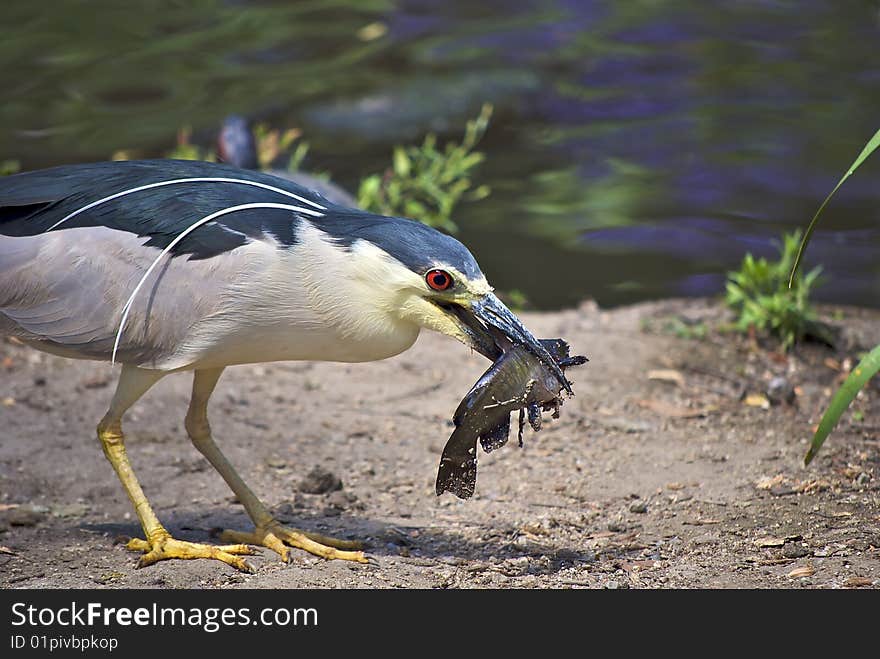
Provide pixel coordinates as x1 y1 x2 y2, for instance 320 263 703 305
436 338 587 499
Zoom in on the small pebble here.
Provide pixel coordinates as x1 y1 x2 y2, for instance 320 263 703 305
766 376 795 405
298 466 343 494
692 533 718 546
629 501 648 514
275 499 304 517
326 490 356 509
783 544 811 559
4 505 47 527
265 457 288 469
555 548 596 563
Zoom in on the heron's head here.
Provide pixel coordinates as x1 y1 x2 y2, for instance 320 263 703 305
335 216 571 393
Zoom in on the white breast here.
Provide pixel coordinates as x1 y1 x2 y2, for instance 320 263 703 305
165 221 422 370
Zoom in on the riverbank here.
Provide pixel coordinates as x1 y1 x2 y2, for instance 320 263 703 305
1 298 878 588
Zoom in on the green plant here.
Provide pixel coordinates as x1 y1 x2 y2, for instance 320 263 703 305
116 108 493 232
790 128 880 465
666 317 707 340
251 124 304 170
166 126 217 162
725 230 826 352
108 110 494 230
357 104 493 232
113 122 309 172
640 316 707 340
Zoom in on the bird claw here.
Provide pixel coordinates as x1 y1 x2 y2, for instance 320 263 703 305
125 534 257 572
219 520 369 564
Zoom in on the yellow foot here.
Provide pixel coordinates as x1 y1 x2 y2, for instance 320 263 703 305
219 521 369 564
125 534 257 572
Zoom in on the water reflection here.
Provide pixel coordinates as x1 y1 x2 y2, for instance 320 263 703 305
1 0 878 309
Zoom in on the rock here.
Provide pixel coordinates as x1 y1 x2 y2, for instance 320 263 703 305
692 533 719 547
4 505 47 527
580 550 598 563
502 556 531 576
50 503 89 518
275 497 305 518
326 490 357 509
265 457 288 469
782 544 811 559
555 548 596 563
298 466 343 494
629 501 648 514
766 377 795 406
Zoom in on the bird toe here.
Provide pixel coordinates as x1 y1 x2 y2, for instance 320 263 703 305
125 535 258 573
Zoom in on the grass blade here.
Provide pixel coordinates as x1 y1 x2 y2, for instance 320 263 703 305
789 128 880 287
805 344 880 465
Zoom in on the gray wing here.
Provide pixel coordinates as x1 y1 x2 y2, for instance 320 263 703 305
0 159 322 368
0 225 272 368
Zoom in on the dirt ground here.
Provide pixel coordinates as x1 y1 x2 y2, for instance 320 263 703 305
1 298 878 589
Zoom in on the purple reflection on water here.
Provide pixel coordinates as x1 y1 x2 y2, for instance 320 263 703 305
573 94 683 122
387 12 448 41
612 19 697 45
582 53 695 87
556 0 607 23
584 222 768 261
583 222 880 280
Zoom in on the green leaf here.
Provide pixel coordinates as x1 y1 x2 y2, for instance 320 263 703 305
804 343 880 465
790 128 880 287
403 199 427 218
393 147 411 177
287 142 310 172
357 175 381 208
356 106 492 231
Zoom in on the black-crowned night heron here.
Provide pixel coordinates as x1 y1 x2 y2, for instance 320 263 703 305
0 159 568 571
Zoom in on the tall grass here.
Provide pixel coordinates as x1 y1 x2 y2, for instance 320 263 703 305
791 129 880 464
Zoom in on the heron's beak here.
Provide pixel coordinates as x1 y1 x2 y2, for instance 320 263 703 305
442 293 573 395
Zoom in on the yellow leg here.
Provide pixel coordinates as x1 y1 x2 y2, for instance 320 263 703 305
100 366 255 572
186 368 368 564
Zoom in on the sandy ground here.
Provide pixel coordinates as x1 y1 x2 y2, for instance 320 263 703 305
1 299 878 589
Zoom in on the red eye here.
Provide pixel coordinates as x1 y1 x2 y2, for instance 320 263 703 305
426 269 453 291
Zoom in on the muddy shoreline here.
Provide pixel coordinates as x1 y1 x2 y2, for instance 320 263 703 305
1 298 878 588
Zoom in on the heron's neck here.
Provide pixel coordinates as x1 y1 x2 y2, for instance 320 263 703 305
293 222 422 351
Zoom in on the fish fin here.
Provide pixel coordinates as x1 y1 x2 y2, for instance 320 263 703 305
527 403 543 431
436 429 477 499
479 415 511 452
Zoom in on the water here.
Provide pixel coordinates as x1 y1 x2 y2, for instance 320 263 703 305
2 0 879 310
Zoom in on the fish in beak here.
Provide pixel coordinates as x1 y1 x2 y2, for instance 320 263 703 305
442 293 574 395
436 337 588 498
